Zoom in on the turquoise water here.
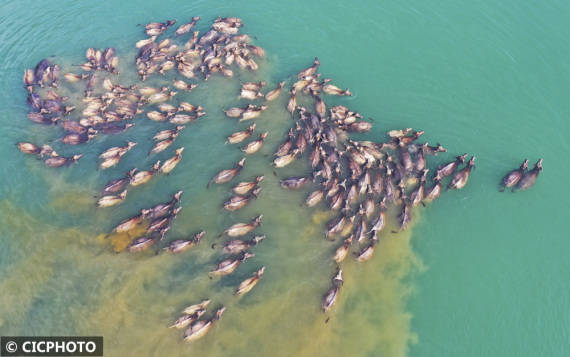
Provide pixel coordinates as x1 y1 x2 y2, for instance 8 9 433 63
1 1 569 356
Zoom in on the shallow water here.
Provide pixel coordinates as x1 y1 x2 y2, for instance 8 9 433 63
0 1 569 357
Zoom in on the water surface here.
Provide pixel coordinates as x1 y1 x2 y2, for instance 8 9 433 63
0 1 568 356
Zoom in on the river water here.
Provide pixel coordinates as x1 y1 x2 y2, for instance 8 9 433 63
0 1 568 356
